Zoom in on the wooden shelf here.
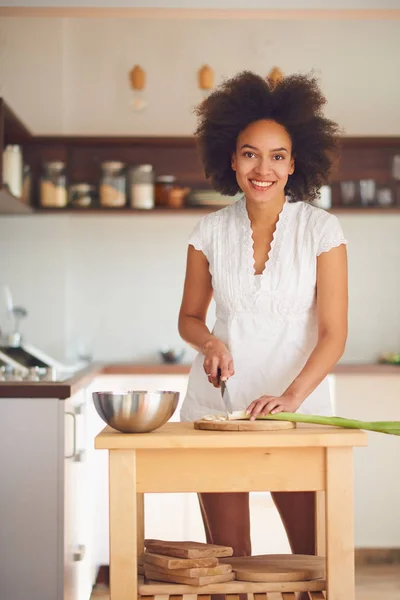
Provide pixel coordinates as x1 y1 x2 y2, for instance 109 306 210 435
329 206 400 214
0 98 33 214
26 205 400 216
138 577 326 595
33 205 223 215
1 96 399 216
0 188 33 214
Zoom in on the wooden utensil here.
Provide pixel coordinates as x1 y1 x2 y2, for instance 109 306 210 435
143 551 219 570
144 569 235 586
144 539 233 558
194 419 295 431
219 554 325 582
145 563 232 578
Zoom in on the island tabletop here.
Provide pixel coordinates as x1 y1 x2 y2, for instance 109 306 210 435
95 420 368 449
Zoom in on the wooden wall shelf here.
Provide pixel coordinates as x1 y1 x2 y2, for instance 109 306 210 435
26 206 400 216
1 97 400 216
4 204 400 217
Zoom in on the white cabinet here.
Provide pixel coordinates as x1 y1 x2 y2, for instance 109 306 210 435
334 374 400 548
0 390 96 600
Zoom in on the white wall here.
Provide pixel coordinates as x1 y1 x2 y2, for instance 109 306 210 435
0 18 65 133
0 211 399 364
2 1 399 8
0 16 399 363
0 17 399 135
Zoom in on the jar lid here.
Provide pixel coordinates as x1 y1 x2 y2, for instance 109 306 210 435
70 183 95 193
44 161 65 169
130 164 153 172
156 175 176 183
101 161 126 170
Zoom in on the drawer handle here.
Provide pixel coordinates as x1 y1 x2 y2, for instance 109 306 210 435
65 411 77 459
73 450 86 463
73 544 86 562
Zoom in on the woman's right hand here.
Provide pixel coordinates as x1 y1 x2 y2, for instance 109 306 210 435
202 337 234 387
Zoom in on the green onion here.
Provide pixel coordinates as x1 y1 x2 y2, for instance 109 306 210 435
228 410 400 436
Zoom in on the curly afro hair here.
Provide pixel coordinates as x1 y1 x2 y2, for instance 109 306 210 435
194 71 341 202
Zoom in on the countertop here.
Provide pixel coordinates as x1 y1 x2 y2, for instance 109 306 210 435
95 421 368 450
0 364 103 399
0 361 399 399
102 362 400 376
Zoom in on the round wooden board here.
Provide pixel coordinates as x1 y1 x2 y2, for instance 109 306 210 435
220 554 325 582
194 419 295 431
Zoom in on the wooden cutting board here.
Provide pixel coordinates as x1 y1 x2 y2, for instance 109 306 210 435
144 539 233 558
144 569 235 586
143 551 219 569
219 554 325 582
194 419 295 431
145 563 232 578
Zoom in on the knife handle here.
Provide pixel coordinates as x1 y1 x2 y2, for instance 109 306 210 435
217 368 226 391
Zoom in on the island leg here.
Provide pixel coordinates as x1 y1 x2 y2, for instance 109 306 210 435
137 493 145 556
109 449 138 600
326 447 355 600
315 491 326 556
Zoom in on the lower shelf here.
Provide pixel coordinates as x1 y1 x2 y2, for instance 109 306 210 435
140 593 325 600
138 576 326 595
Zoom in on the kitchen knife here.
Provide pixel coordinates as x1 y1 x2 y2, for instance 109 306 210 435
218 369 233 416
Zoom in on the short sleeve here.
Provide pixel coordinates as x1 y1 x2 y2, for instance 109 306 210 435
188 219 204 252
316 214 348 257
188 215 212 261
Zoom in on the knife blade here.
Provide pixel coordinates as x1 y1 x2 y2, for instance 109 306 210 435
218 369 233 416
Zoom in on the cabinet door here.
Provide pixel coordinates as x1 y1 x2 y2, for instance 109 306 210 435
0 398 59 600
63 389 93 600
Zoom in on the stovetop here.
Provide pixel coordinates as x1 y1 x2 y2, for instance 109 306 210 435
0 365 72 383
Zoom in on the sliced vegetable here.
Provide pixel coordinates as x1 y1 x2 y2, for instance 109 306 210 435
226 410 400 436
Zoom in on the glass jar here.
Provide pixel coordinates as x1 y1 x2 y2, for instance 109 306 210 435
3 145 23 198
21 164 32 205
69 183 96 208
314 185 331 210
40 161 67 208
99 161 126 207
155 175 176 206
129 164 155 210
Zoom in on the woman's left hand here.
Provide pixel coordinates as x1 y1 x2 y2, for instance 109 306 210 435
246 393 303 420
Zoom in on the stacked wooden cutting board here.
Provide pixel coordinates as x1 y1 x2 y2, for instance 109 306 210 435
140 539 326 589
142 539 235 586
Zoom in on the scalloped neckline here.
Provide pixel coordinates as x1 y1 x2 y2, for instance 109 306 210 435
243 198 288 279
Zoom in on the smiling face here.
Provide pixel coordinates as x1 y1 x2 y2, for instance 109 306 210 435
231 119 295 205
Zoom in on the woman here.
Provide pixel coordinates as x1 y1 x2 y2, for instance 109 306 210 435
178 71 348 565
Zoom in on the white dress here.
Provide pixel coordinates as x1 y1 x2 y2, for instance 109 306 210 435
180 197 348 422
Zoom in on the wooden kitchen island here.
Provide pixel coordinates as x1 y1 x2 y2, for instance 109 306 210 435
95 422 367 600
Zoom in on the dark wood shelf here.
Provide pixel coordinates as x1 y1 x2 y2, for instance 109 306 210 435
33 205 223 215
1 96 400 216
31 135 196 147
0 188 33 214
329 206 400 214
20 205 400 216
2 101 31 145
0 98 33 214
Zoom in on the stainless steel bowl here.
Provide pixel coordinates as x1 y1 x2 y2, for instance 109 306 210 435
92 390 179 433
